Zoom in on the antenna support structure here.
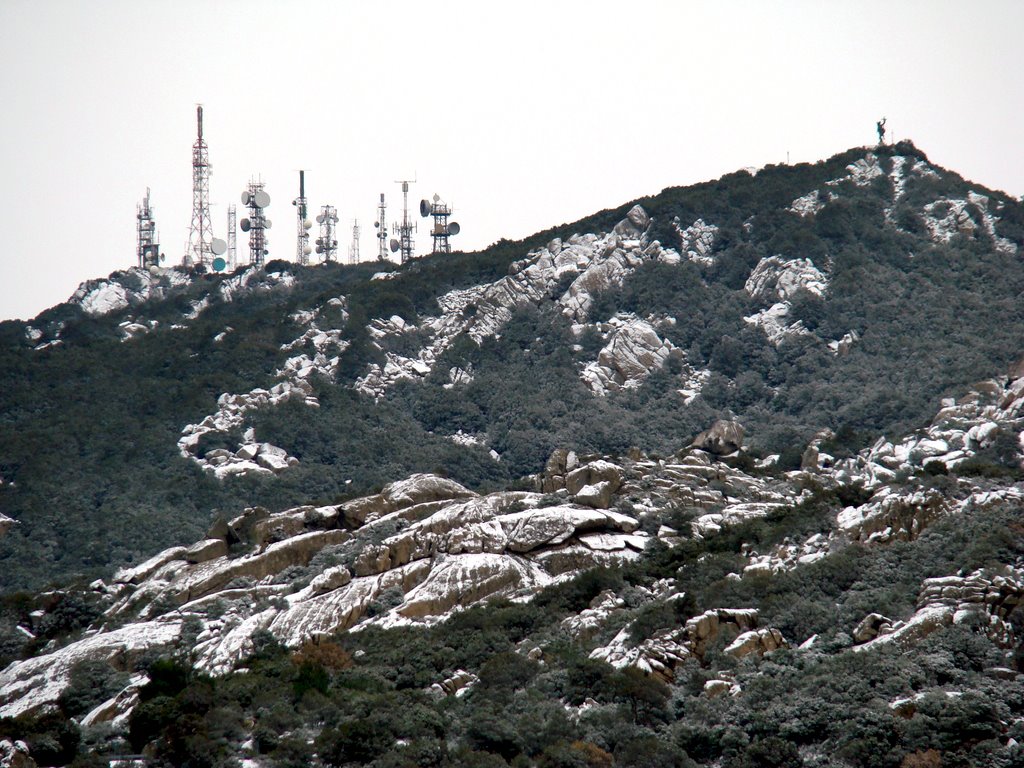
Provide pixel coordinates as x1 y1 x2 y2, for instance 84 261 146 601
226 204 237 271
240 180 271 267
349 220 361 264
374 193 388 261
137 188 161 268
392 178 416 264
185 105 216 268
315 205 339 263
293 170 312 265
420 194 460 254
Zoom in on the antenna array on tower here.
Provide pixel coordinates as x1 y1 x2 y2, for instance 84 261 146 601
293 171 312 265
316 205 339 263
419 193 460 254
137 188 162 269
392 179 416 263
240 180 271 267
374 193 388 262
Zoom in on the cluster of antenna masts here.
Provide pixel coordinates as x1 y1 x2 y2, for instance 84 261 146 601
135 106 461 273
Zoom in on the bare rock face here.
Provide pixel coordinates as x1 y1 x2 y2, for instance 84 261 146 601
580 315 686 396
724 627 788 658
691 420 744 456
853 613 894 643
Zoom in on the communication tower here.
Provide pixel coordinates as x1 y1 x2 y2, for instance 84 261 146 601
419 194 461 254
240 180 272 267
185 105 226 268
226 204 237 271
137 188 162 268
374 193 388 261
391 179 416 263
292 170 312 265
315 205 339 263
349 220 361 264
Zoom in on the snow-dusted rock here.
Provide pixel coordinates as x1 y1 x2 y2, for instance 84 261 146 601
580 314 686 395
674 218 719 265
745 256 828 303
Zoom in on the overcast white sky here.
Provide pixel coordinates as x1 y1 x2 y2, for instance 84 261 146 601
1 0 1022 321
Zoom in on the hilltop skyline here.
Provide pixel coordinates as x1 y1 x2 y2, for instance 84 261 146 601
1 0 1022 321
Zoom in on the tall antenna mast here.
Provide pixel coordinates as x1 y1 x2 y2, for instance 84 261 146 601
137 188 161 268
391 178 416 263
293 170 312 265
374 193 388 261
349 219 360 264
240 180 271 266
226 204 237 271
419 193 460 254
315 205 339 262
185 105 225 267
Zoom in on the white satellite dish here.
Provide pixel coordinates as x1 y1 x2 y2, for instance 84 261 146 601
241 191 251 205
211 238 227 255
264 219 272 229
254 190 271 208
433 193 440 202
448 222 461 236
240 218 251 232
316 214 324 224
389 239 400 253
420 199 430 218
303 245 312 256
149 265 161 276
303 219 312 230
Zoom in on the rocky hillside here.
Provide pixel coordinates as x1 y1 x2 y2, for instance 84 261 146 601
2 141 1024 766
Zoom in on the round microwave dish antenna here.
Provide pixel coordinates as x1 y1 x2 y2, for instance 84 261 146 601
253 190 271 208
389 239 400 253
264 219 272 229
420 199 430 217
240 218 251 232
433 193 440 202
241 191 251 205
316 214 324 224
212 257 227 271
211 238 227 255
448 221 461 236
303 219 312 230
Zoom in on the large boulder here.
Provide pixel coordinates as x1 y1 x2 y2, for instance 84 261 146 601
691 420 744 456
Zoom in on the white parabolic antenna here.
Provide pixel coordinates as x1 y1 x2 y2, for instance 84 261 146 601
303 245 312 256
254 190 271 208
303 219 312 230
316 214 324 224
264 219 272 229
241 191 251 205
211 238 227 255
448 222 461 236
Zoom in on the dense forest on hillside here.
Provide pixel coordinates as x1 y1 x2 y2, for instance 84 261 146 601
1 142 1023 594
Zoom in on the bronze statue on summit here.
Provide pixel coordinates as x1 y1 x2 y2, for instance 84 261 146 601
877 117 887 145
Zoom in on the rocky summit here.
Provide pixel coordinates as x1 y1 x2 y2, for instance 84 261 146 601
3 142 1024 767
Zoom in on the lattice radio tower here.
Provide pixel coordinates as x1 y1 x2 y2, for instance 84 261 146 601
419 194 461 254
185 105 225 267
349 220 361 264
226 204 237 270
240 180 271 266
293 170 312 265
390 178 416 263
315 205 339 262
374 193 388 261
137 188 161 268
